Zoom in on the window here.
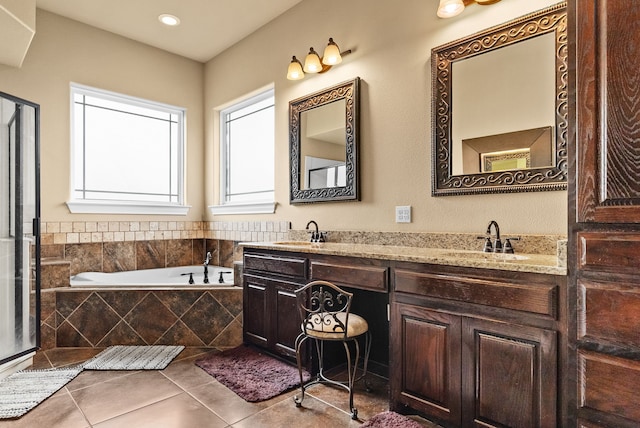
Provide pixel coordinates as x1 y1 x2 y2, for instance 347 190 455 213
212 88 275 215
68 84 188 215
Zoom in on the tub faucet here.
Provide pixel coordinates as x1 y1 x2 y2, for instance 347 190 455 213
305 220 326 242
203 251 212 284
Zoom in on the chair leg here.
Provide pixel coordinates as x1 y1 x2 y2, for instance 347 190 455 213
293 333 308 407
343 338 360 420
361 331 372 392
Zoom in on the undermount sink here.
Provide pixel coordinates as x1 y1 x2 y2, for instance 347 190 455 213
273 241 316 246
442 251 530 261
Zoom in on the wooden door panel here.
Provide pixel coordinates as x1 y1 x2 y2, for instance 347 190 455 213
390 303 461 426
576 0 640 222
243 278 268 347
274 284 299 357
462 318 557 428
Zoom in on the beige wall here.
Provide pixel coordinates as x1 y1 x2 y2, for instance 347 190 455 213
0 10 205 222
204 0 566 235
1 1 566 238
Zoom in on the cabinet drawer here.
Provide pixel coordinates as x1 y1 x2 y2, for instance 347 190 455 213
310 261 388 292
578 350 640 423
244 253 307 278
394 269 556 317
578 279 640 348
578 232 640 274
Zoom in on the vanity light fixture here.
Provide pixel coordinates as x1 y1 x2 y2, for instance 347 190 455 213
287 37 352 80
437 0 501 19
158 14 180 26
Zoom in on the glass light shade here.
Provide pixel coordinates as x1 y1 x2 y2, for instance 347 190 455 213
287 56 304 80
322 38 342 65
437 0 465 18
303 48 323 73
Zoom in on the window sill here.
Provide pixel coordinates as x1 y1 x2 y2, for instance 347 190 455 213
66 200 191 215
208 201 276 215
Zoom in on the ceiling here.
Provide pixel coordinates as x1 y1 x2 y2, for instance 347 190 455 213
35 0 304 63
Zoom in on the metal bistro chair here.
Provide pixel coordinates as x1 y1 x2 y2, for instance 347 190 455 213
293 280 371 420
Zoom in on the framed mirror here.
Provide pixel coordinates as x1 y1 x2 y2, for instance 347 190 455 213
290 77 359 204
431 3 567 196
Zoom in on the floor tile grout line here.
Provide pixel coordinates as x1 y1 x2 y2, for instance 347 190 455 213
62 386 94 427
83 389 186 427
160 373 237 425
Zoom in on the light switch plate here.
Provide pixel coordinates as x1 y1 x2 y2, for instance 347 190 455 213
395 206 411 223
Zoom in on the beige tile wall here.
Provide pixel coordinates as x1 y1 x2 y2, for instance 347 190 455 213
41 220 292 245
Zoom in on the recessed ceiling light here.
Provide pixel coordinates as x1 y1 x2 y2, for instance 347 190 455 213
158 14 180 26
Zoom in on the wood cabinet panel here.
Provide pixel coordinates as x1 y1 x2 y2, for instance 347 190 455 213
462 318 557 428
391 303 462 426
394 269 556 317
243 277 268 347
242 273 303 359
274 284 299 357
578 279 640 348
243 253 307 278
576 0 640 223
578 350 640 422
310 260 388 292
578 232 640 274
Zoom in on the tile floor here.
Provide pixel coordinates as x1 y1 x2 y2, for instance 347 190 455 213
1 347 440 428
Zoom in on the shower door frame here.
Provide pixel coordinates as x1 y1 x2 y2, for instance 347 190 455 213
0 91 41 366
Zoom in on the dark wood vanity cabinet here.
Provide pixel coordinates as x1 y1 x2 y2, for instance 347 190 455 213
570 1 640 427
243 252 308 358
242 249 390 366
390 262 565 427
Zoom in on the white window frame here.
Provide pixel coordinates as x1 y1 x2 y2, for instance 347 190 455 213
67 83 190 215
209 87 276 216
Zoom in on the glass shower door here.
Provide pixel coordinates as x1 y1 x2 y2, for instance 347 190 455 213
0 92 40 366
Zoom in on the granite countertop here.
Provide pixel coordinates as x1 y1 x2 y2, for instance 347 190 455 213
240 241 566 276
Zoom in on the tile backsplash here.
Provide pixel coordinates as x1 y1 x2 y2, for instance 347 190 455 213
42 220 292 245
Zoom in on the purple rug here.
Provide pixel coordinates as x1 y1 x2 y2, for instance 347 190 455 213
361 411 425 428
195 345 310 402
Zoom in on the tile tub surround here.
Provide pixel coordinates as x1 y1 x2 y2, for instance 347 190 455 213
53 288 243 349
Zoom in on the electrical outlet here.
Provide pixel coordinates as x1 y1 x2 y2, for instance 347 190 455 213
395 206 411 223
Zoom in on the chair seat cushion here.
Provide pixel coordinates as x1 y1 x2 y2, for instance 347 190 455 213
303 312 368 339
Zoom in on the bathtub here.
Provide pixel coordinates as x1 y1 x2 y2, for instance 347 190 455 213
70 265 235 288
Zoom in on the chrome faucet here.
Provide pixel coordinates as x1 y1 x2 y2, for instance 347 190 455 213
305 220 326 242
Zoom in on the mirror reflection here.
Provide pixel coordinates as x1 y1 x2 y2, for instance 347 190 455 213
431 4 567 196
290 78 359 204
300 99 347 190
451 32 556 176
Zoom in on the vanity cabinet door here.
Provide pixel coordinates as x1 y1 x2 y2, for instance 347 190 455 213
461 317 557 428
390 302 462 426
242 273 303 360
243 274 269 348
273 282 300 358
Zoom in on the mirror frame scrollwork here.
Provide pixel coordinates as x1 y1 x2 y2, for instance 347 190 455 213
431 3 567 196
289 77 360 204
